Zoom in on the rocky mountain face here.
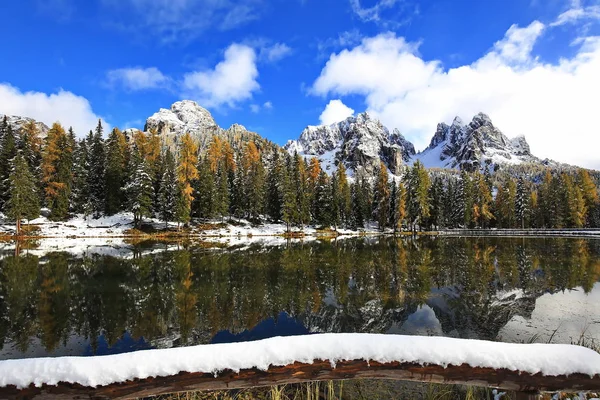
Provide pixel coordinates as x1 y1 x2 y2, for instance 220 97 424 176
284 113 416 175
142 100 274 153
0 114 49 138
413 113 540 171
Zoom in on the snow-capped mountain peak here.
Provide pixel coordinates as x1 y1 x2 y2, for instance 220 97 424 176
413 113 539 171
285 113 415 175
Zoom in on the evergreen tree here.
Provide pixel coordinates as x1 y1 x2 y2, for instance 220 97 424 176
266 151 285 221
6 152 40 235
406 161 431 231
562 173 586 228
335 163 352 227
390 181 407 233
0 125 17 210
314 170 332 226
427 176 444 229
88 120 106 216
126 157 153 228
373 161 390 231
104 127 128 215
292 153 310 226
515 177 529 229
240 142 265 221
281 155 298 232
41 122 73 221
158 148 178 227
195 156 215 219
71 138 91 215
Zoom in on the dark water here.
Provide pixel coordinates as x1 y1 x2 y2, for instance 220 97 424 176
0 236 599 360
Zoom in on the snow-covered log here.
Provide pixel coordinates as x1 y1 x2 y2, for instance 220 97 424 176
1 334 599 399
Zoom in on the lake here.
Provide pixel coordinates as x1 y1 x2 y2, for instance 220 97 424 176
0 236 598 360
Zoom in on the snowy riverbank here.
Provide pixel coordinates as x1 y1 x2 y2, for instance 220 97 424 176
1 333 599 389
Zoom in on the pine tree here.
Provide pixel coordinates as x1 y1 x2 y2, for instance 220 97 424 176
158 148 178 227
19 120 43 185
427 176 444 230
407 161 431 231
71 138 91 215
0 125 17 210
335 163 351 227
314 170 332 226
194 156 215 219
281 155 298 232
41 122 73 221
6 152 40 235
515 177 529 229
177 133 199 224
373 161 390 231
240 142 265 221
266 151 285 222
292 153 310 226
126 156 154 228
88 120 106 217
104 127 128 215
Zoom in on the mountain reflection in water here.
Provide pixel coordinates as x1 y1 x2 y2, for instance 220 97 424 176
0 236 598 360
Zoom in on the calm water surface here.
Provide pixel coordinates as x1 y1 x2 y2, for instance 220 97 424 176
0 236 598 360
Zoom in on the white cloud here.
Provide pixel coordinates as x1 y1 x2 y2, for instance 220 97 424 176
260 43 292 62
106 67 169 91
102 0 263 43
311 23 600 169
349 0 417 28
250 101 273 113
551 3 600 26
0 83 108 137
319 99 355 125
182 44 259 108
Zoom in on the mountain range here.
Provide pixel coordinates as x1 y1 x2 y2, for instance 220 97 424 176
2 100 568 175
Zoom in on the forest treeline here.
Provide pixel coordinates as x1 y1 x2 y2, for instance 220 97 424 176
1 116 599 234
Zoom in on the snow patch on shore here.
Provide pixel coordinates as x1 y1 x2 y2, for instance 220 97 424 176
1 333 599 389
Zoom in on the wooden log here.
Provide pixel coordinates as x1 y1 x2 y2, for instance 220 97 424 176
1 359 599 400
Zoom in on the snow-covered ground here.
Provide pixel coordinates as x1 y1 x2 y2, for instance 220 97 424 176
0 333 598 389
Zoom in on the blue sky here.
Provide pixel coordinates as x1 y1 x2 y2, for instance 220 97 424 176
1 0 599 168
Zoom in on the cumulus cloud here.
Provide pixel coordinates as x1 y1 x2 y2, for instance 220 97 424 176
0 83 108 137
319 99 355 125
311 23 600 169
182 44 259 108
106 67 169 91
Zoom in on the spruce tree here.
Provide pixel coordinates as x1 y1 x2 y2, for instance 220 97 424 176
407 161 431 231
0 125 17 210
104 127 128 215
240 142 265 221
314 170 332 226
266 151 285 222
427 176 444 230
126 156 153 228
335 163 351 227
6 152 40 235
373 161 390 231
281 155 298 231
292 153 310 226
71 137 91 215
515 177 529 229
195 156 215 219
158 148 178 227
88 120 106 217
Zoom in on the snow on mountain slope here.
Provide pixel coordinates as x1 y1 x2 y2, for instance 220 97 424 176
0 114 49 138
412 113 541 171
285 113 415 175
